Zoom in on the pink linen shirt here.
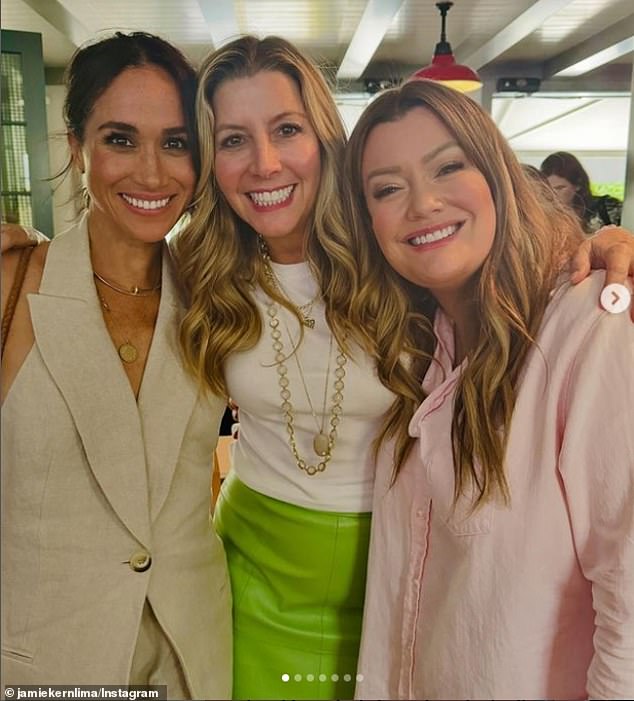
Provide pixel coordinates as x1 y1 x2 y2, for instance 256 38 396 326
356 272 634 700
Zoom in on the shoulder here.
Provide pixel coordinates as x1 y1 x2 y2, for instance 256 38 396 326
595 194 622 206
539 271 633 367
539 272 630 353
591 195 622 224
545 271 606 324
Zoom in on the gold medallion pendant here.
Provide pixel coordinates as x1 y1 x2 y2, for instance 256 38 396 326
313 432 329 457
118 342 138 364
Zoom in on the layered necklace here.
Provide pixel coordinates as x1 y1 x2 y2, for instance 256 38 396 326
93 271 161 297
259 236 318 328
259 239 347 476
93 270 161 364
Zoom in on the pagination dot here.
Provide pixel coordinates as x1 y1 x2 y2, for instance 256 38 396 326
306 674 314 682
356 673 364 681
281 673 290 682
331 673 339 681
344 673 352 682
294 674 302 682
319 673 327 682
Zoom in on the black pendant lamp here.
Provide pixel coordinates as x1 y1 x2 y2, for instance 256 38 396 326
412 2 482 93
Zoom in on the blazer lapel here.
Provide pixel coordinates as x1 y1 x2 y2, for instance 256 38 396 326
28 220 151 546
137 247 199 522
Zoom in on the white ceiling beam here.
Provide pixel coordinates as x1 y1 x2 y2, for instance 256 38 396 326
457 0 574 71
506 98 600 142
336 0 405 80
19 0 91 47
544 16 634 78
196 0 241 49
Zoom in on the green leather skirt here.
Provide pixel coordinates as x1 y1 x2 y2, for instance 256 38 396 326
214 472 371 700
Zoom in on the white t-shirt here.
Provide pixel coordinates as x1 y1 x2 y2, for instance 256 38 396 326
225 261 394 512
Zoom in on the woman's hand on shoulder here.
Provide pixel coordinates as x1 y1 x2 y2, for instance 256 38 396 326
1 223 48 253
569 225 634 321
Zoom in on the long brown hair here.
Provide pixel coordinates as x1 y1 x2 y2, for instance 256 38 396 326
172 36 359 398
343 80 583 508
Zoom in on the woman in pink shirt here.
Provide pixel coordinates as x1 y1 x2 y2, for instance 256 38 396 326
342 79 634 699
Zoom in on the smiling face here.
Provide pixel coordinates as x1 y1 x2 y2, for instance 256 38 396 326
361 106 496 302
69 65 195 244
212 70 322 263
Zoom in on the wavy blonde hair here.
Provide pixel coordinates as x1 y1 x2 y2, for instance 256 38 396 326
342 80 583 508
172 35 359 398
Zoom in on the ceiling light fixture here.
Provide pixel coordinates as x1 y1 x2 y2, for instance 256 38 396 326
411 2 482 93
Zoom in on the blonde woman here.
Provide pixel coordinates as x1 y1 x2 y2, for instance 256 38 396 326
343 79 633 699
173 35 393 700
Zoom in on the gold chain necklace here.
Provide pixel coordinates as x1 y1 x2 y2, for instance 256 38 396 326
96 293 139 363
259 236 318 328
266 300 347 476
286 323 333 455
93 271 161 297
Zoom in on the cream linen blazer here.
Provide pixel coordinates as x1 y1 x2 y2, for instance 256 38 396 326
1 218 232 698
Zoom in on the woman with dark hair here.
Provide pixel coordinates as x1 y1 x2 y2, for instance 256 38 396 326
540 150 623 233
1 33 231 698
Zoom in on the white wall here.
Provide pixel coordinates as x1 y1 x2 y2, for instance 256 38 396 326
517 152 626 187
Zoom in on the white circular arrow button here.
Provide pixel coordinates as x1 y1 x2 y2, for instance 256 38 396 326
600 283 631 314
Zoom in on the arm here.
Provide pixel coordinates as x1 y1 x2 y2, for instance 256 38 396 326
1 223 48 252
1 243 47 399
569 226 634 321
558 310 634 697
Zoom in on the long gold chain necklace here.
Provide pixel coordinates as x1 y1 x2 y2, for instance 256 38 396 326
266 300 347 475
259 235 318 328
286 323 333 456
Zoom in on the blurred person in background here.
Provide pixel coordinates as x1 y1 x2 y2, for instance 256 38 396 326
540 150 623 234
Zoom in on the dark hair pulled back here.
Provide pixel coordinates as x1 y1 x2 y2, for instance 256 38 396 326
64 31 199 176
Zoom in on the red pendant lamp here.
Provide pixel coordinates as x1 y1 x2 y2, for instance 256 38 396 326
411 2 482 93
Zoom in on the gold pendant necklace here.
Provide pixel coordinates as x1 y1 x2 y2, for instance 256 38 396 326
266 299 347 475
93 266 160 363
93 271 161 296
97 295 140 364
118 341 139 364
259 235 318 328
286 325 333 456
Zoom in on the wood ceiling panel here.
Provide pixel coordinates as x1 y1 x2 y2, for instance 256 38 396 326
1 0 631 84
496 0 634 62
237 0 363 60
77 0 212 43
371 0 539 68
